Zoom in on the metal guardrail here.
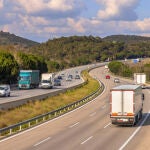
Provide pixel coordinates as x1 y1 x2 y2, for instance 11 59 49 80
0 78 104 140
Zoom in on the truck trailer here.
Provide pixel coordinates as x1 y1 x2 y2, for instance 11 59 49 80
110 85 144 126
18 70 40 89
39 73 55 89
134 73 146 88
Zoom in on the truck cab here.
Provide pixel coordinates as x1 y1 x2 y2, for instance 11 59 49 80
18 70 39 89
39 73 55 89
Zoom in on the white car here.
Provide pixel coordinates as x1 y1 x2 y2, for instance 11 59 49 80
114 78 120 83
66 76 72 81
0 84 10 97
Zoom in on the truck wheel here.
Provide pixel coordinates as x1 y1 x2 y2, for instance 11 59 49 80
134 115 138 125
139 110 142 120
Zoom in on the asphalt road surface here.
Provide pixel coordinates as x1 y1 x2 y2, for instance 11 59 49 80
0 66 150 150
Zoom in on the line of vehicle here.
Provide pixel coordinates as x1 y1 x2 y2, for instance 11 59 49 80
34 137 51 147
119 111 150 150
81 136 93 145
69 122 80 128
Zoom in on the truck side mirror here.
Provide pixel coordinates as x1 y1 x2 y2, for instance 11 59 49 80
142 93 144 100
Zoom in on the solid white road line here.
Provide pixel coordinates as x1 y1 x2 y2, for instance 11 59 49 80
34 137 51 147
119 111 150 150
69 122 80 128
104 122 111 129
81 136 93 145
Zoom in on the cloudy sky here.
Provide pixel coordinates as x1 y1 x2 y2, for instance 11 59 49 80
0 0 150 42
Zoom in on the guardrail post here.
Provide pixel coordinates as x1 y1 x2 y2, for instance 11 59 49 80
43 117 45 121
28 122 30 127
10 128 12 135
19 125 22 131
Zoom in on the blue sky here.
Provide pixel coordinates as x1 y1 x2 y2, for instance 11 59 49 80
0 0 150 42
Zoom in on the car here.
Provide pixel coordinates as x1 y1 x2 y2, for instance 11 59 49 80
75 70 78 74
61 73 65 77
105 75 110 79
57 75 62 80
75 74 80 79
105 65 108 69
66 76 72 81
54 79 61 86
114 78 120 83
0 84 10 97
68 74 73 79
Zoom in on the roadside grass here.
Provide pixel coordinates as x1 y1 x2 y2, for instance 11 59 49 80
0 71 100 128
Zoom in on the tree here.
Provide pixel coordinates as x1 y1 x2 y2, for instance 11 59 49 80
0 52 19 83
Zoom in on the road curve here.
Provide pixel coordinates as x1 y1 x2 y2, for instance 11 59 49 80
0 66 150 150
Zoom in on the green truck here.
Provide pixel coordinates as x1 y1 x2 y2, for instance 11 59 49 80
18 70 40 89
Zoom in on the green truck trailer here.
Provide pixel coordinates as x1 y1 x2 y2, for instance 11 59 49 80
18 70 40 89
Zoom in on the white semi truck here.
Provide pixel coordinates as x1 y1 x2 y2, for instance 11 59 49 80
39 73 55 89
110 85 144 125
134 73 146 88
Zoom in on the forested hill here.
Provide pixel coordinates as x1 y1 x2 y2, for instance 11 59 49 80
0 31 39 47
0 34 150 83
103 35 150 43
30 35 150 68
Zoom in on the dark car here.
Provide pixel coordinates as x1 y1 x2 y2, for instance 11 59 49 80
68 74 73 79
54 79 61 86
75 74 80 79
57 75 62 80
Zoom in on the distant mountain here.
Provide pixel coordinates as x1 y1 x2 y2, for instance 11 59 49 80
103 35 150 43
0 31 39 47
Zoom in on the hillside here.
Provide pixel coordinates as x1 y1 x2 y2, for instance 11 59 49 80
30 35 150 66
0 33 150 71
103 35 150 43
0 34 150 83
0 31 39 47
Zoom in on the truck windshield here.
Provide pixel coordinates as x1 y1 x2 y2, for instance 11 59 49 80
20 76 30 80
42 80 50 83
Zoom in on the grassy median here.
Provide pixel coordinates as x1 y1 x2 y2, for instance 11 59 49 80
0 70 100 128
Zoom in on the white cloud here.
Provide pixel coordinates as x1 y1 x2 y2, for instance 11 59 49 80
67 18 86 32
96 0 139 21
0 0 3 9
136 18 150 31
0 0 150 42
14 0 84 16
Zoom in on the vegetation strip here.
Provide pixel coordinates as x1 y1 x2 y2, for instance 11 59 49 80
0 70 103 138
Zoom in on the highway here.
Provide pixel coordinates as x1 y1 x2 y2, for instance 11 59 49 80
0 66 150 150
0 63 105 109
